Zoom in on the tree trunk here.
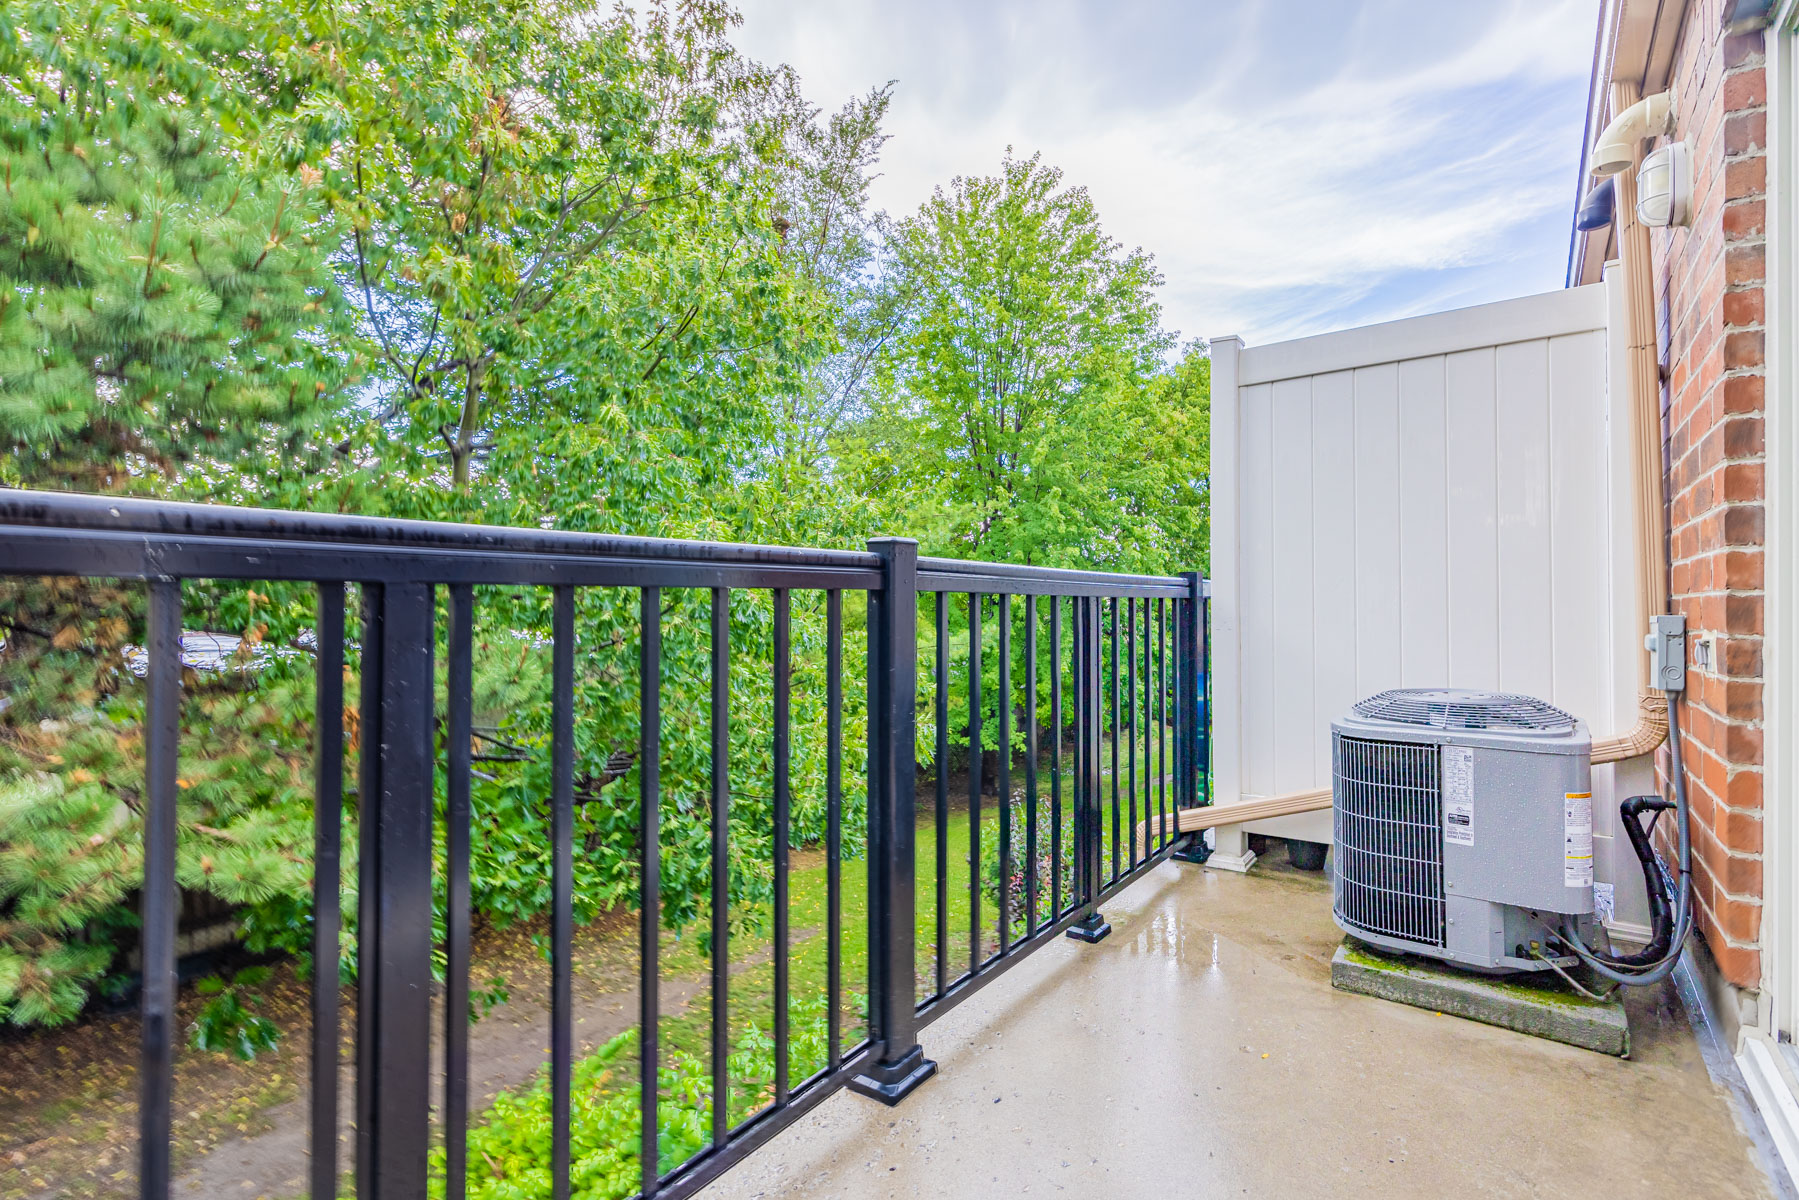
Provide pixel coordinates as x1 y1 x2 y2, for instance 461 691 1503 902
452 363 484 490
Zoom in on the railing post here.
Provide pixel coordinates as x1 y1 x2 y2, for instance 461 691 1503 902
1067 595 1112 942
850 537 937 1105
1172 573 1212 864
355 582 437 1197
1196 579 1211 804
1173 591 1189 811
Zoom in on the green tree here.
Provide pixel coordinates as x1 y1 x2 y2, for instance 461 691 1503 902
840 152 1203 573
1138 343 1212 575
275 0 808 505
0 0 894 1030
0 2 357 1027
759 77 896 474
0 0 347 490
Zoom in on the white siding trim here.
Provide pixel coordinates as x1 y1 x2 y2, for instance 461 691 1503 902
1738 1031 1799 1189
1763 7 1799 1044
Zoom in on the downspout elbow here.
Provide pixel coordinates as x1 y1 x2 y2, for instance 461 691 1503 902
1592 90 1675 177
1589 687 1671 764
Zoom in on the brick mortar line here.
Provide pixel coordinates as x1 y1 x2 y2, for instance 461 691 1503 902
1694 818 1766 856
1679 711 1765 733
1695 873 1765 911
1694 880 1765 914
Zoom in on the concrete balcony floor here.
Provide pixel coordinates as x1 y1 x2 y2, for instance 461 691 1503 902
702 860 1784 1200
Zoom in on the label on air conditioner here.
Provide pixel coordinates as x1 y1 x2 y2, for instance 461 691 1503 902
1443 745 1474 846
1564 791 1594 888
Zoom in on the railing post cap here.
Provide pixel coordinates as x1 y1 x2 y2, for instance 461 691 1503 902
866 537 920 570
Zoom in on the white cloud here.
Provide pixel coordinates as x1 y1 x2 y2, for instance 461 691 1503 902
731 0 1598 347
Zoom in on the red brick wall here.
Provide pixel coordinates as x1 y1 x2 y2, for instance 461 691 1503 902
1649 0 1767 989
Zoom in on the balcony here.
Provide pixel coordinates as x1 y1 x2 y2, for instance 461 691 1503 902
704 861 1778 1200
0 490 1784 1200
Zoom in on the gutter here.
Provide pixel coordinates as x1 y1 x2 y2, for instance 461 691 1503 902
1568 0 1615 288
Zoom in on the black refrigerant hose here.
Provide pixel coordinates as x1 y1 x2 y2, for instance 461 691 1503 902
1553 691 1695 986
1602 794 1676 967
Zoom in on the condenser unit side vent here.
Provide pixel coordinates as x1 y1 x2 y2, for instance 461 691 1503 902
1351 687 1574 733
1333 735 1446 949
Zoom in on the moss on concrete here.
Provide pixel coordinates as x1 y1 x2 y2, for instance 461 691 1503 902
1332 937 1630 1056
1337 941 1609 1011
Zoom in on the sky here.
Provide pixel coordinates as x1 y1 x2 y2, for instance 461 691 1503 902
730 0 1601 348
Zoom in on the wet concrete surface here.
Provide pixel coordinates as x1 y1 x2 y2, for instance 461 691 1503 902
700 859 1782 1200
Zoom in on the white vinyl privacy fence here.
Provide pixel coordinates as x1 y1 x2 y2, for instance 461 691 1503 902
1209 278 1656 933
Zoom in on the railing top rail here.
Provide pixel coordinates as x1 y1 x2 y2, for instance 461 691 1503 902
0 486 881 571
917 555 1196 599
0 489 1209 597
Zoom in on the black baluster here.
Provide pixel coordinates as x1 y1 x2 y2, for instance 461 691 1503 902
551 586 574 1200
1109 598 1120 884
640 587 662 1195
1126 597 1136 870
934 592 949 997
827 589 844 1069
140 579 181 1200
710 588 731 1143
355 582 435 1195
997 593 1011 955
1068 597 1111 942
1051 599 1064 918
1024 596 1039 933
773 589 791 1107
968 592 982 973
445 584 473 1200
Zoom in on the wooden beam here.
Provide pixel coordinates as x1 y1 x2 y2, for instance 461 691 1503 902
1139 789 1332 853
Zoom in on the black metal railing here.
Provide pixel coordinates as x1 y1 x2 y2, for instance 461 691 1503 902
905 561 1210 1034
0 489 1209 1200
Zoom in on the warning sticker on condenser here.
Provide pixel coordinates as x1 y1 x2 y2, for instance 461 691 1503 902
1564 791 1594 888
1443 745 1474 846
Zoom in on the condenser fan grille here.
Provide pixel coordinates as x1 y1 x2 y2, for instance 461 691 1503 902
1351 688 1574 733
1333 735 1446 948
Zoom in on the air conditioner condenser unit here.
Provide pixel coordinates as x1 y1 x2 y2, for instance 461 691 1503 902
1332 688 1594 974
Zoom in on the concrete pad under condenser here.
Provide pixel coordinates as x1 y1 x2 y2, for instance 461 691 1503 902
1331 937 1630 1057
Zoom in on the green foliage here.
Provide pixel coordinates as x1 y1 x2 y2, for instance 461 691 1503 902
433 994 840 1200
286 0 831 507
0 0 886 1027
188 964 280 1060
408 584 869 973
0 644 343 1026
0 0 348 490
0 1 354 1025
838 152 1208 574
0 0 1210 1056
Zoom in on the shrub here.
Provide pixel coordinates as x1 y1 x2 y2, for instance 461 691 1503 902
435 993 840 1199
